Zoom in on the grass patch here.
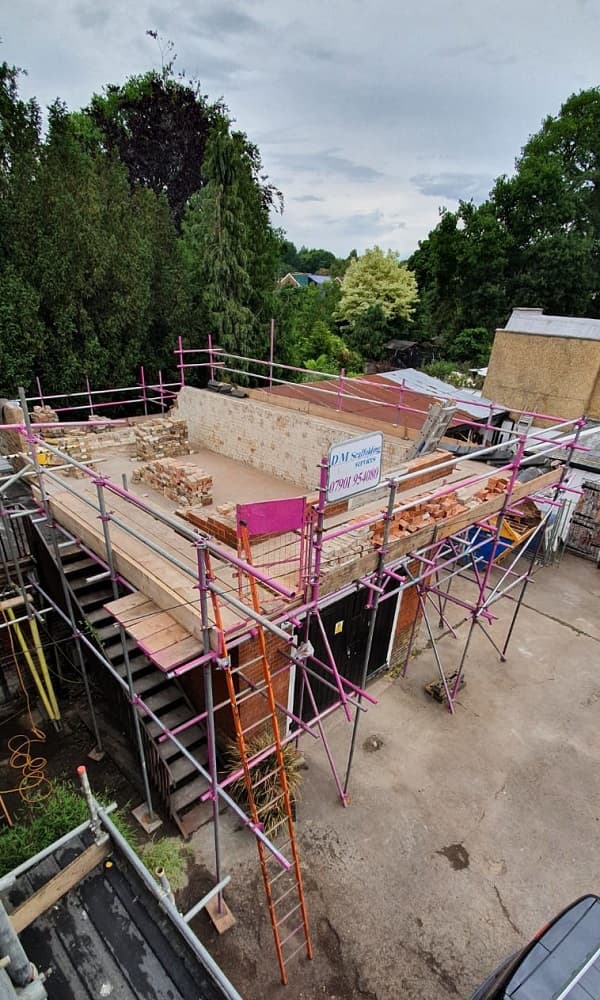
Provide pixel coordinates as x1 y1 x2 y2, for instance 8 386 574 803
0 780 136 878
141 837 192 892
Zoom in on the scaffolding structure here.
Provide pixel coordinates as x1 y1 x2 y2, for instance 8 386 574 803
0 346 594 987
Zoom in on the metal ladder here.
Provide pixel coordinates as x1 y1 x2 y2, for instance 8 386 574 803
204 540 312 985
407 399 458 459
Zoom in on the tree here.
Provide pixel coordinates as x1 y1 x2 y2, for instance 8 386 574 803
448 328 494 366
410 86 600 359
80 71 220 226
273 282 342 373
336 247 418 325
335 247 418 359
181 119 277 358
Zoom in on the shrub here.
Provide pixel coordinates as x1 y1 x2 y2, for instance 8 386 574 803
226 731 302 836
141 837 192 892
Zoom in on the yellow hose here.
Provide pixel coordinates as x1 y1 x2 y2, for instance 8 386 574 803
5 609 56 721
28 614 60 721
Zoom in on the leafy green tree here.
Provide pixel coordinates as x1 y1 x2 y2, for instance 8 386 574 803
273 282 342 372
296 246 336 273
343 303 392 361
448 328 493 366
336 246 419 328
410 86 600 359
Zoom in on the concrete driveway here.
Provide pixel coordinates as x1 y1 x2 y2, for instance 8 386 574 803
192 552 600 999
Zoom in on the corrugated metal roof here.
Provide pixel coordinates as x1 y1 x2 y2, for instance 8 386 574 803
504 308 600 341
377 368 506 418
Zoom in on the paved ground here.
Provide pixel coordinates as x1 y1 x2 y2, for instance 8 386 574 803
190 552 600 999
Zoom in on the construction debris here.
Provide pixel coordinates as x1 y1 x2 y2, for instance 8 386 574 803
132 458 213 507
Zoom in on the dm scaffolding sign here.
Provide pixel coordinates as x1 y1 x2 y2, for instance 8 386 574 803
327 431 383 501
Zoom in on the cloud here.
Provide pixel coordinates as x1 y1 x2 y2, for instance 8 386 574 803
202 4 263 38
275 148 383 181
319 210 406 236
410 172 493 202
433 39 517 66
73 1 111 30
292 194 325 203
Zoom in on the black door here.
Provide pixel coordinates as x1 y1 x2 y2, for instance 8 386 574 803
294 581 398 720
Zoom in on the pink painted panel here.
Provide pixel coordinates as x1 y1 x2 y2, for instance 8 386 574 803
237 496 306 537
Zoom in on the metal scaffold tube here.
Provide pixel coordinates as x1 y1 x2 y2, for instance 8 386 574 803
95 478 154 820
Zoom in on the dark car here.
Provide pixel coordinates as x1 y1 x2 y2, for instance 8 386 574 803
471 894 600 999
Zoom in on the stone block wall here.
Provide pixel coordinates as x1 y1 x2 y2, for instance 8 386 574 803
174 386 410 488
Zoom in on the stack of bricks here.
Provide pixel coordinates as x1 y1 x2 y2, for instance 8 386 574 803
321 522 372 572
473 475 510 502
132 458 213 507
134 418 189 461
30 405 59 424
179 505 237 546
372 491 468 545
42 428 93 477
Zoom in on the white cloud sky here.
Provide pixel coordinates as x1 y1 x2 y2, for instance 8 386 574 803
4 0 600 256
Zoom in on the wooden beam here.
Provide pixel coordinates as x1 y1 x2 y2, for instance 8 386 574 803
10 841 111 933
0 594 31 611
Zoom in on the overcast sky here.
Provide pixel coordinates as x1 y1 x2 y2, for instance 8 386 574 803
4 0 600 256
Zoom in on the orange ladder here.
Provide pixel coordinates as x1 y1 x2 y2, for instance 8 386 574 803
204 538 312 985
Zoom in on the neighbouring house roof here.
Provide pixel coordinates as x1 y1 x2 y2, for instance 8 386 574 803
278 272 335 288
7 832 232 1000
377 368 506 419
504 308 600 342
383 340 418 351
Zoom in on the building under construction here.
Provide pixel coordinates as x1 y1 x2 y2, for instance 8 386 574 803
0 341 594 988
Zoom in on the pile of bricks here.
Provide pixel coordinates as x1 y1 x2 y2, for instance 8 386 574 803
132 458 213 507
179 506 237 546
372 491 468 545
321 522 372 571
473 475 510 502
134 419 189 460
42 430 93 477
30 405 59 424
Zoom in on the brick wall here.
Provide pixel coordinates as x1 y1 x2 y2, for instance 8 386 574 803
181 633 293 751
175 386 410 488
389 561 422 670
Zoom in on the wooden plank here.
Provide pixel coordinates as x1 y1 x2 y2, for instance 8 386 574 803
11 841 110 934
104 591 149 616
127 612 179 641
46 491 204 638
106 599 156 628
151 636 202 672
0 594 31 611
143 622 190 654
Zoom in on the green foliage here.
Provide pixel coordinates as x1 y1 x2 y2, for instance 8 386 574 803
410 87 600 357
0 58 277 394
181 119 277 358
448 328 493 366
0 781 135 878
272 282 359 375
141 837 192 891
336 246 419 327
227 733 302 837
